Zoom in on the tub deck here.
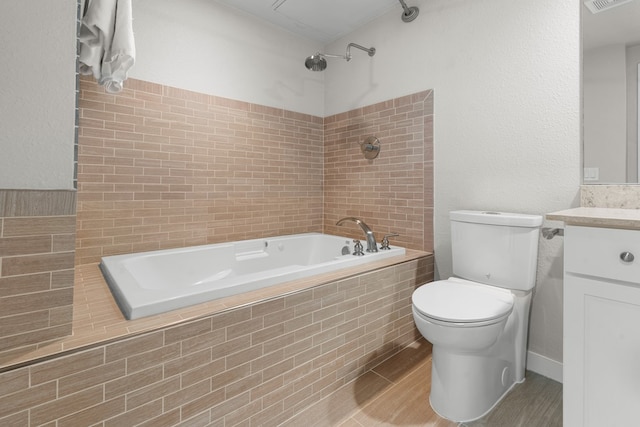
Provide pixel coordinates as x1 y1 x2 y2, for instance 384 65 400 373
0 249 431 371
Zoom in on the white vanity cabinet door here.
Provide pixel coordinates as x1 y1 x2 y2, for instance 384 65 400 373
564 225 640 427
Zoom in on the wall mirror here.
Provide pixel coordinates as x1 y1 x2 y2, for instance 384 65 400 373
583 0 640 184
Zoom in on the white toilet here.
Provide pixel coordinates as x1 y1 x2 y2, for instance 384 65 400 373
412 210 542 422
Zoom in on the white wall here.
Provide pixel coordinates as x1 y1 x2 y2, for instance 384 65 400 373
583 45 628 183
324 0 581 364
131 0 325 117
0 0 77 190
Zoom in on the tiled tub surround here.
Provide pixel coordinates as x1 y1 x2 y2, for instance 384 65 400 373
0 252 432 427
12 77 439 425
0 190 76 359
76 78 434 264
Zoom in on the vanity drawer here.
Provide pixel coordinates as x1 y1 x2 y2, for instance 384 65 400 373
565 225 640 283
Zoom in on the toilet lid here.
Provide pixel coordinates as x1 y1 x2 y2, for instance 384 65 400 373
412 278 514 323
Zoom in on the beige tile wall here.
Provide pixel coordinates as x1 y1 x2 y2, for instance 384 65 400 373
0 190 75 357
0 80 435 423
324 91 434 252
76 77 324 265
77 79 434 264
0 256 432 427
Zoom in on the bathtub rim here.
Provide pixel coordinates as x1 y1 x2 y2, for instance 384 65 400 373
99 232 406 320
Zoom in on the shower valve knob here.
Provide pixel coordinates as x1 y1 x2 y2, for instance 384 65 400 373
620 251 635 263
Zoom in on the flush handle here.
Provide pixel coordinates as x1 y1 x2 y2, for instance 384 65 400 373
620 251 635 263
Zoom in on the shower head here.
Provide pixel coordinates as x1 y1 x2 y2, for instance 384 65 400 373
304 43 376 72
398 0 419 22
305 54 327 71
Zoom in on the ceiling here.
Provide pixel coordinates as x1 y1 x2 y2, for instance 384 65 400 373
213 0 640 50
583 0 640 50
213 0 403 44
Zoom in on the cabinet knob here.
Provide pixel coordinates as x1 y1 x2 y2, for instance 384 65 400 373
620 251 635 263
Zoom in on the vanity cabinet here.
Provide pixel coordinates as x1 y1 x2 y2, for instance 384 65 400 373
564 225 640 427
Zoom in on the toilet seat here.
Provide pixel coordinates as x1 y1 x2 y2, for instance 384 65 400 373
412 278 514 326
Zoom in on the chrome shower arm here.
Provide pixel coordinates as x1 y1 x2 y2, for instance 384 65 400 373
315 52 346 59
345 43 376 61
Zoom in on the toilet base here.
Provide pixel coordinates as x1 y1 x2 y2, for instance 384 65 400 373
429 346 519 422
429 379 520 423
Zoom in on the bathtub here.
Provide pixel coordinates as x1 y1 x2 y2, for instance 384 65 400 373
100 233 405 319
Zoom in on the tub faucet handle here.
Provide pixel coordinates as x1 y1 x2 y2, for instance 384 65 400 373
353 239 365 256
380 233 399 250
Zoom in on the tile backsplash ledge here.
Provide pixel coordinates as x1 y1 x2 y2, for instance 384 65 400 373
581 185 640 209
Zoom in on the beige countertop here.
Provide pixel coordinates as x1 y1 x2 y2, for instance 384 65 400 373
547 207 640 230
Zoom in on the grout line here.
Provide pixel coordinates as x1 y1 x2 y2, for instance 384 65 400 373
367 369 394 386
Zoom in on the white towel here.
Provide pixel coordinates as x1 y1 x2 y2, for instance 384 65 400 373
79 0 135 93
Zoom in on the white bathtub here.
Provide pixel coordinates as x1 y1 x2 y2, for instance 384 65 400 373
100 233 405 319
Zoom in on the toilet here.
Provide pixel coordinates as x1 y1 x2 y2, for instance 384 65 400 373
412 210 542 422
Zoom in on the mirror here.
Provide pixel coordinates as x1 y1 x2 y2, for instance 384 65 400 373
583 0 640 184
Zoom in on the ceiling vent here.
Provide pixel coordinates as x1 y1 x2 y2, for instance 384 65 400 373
584 0 634 14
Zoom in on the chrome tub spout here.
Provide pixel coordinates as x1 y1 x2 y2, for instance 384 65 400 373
336 217 378 253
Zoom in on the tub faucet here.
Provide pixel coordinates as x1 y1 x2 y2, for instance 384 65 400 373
336 217 378 253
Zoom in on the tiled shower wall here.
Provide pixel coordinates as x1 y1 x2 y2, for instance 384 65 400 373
77 78 434 263
76 77 324 265
0 256 431 426
0 190 75 357
324 91 434 252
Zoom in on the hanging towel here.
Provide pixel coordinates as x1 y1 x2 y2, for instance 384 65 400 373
79 0 135 93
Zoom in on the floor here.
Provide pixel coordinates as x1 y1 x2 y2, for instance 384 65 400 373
280 338 563 426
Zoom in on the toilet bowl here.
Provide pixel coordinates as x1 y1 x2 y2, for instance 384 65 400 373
411 210 542 422
412 278 513 352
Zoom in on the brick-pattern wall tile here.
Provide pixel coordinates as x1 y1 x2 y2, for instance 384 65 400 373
0 190 75 358
0 78 436 424
77 78 434 264
0 256 432 426
76 77 324 265
324 91 434 253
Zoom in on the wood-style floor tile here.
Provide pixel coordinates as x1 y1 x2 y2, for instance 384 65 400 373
371 339 433 383
462 371 563 427
279 370 392 427
278 338 563 427
352 358 457 427
337 417 365 426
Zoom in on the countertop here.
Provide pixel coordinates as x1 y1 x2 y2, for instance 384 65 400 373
547 207 640 230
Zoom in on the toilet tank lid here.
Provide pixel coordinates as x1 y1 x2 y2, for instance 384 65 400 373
450 210 543 228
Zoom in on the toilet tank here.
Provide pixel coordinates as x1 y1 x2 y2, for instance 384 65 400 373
450 210 543 291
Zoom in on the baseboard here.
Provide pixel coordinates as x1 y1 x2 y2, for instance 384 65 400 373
526 351 563 383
